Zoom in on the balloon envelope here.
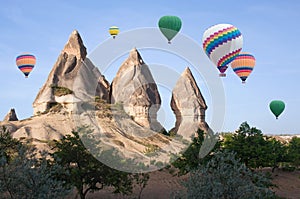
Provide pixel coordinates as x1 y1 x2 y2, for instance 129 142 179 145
231 52 255 83
202 24 243 76
158 15 182 43
16 53 36 78
269 100 285 119
109 26 119 39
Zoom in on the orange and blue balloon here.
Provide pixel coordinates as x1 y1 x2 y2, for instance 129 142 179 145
202 24 243 77
231 52 255 83
16 53 36 78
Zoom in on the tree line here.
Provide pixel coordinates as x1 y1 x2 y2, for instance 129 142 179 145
1 122 299 198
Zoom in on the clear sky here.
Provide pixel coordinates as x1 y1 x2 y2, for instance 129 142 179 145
0 0 299 134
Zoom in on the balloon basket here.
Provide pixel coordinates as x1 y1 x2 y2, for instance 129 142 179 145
168 41 171 44
242 81 246 84
219 73 226 77
113 36 116 39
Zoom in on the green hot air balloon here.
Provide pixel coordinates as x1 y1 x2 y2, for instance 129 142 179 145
158 15 182 44
269 100 285 119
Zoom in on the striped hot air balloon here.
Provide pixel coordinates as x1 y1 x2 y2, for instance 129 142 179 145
231 52 255 83
109 26 119 39
202 24 243 77
16 53 36 78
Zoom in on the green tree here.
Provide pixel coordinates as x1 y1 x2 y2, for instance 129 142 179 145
171 129 220 176
223 122 272 168
0 126 68 199
265 137 287 172
287 137 300 167
51 126 147 199
177 151 276 199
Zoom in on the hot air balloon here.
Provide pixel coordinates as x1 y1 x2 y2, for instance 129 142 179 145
158 16 182 44
16 53 36 78
202 24 243 77
231 52 255 83
269 100 285 119
109 26 119 39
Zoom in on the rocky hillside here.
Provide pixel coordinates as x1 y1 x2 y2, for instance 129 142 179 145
1 30 209 171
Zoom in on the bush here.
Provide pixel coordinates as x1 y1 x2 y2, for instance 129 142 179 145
178 151 276 199
50 84 73 97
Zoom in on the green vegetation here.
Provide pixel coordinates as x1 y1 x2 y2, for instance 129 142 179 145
222 122 300 171
0 126 68 199
1 121 299 198
51 126 149 199
286 137 300 168
177 151 276 199
169 122 300 198
171 129 220 176
50 84 73 97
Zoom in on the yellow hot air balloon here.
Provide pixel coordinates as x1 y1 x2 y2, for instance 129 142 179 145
109 26 119 39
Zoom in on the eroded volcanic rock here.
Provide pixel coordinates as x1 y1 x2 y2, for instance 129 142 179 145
33 30 109 115
110 48 164 132
3 108 18 121
171 67 208 138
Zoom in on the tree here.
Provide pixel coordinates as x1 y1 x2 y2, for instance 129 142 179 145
287 137 300 167
171 129 220 176
51 126 147 199
178 151 276 199
223 122 272 168
0 126 68 199
265 137 287 172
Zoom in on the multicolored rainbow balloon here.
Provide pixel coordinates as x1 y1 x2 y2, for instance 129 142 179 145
202 24 243 77
16 53 36 78
231 52 255 83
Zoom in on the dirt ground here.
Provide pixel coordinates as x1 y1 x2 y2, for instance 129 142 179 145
74 168 300 199
271 168 300 199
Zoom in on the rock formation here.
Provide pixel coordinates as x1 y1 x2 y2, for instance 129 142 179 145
171 67 208 138
0 30 212 172
110 48 164 132
33 30 109 115
3 108 18 121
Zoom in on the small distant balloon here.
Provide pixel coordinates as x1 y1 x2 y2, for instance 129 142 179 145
202 23 243 77
269 100 285 119
109 26 119 39
158 15 182 44
231 52 255 83
16 53 36 78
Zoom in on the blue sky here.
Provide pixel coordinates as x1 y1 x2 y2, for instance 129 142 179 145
0 0 299 134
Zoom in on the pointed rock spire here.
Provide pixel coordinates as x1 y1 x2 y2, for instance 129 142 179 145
171 67 208 138
3 108 18 121
110 48 164 132
33 30 109 115
62 29 86 60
